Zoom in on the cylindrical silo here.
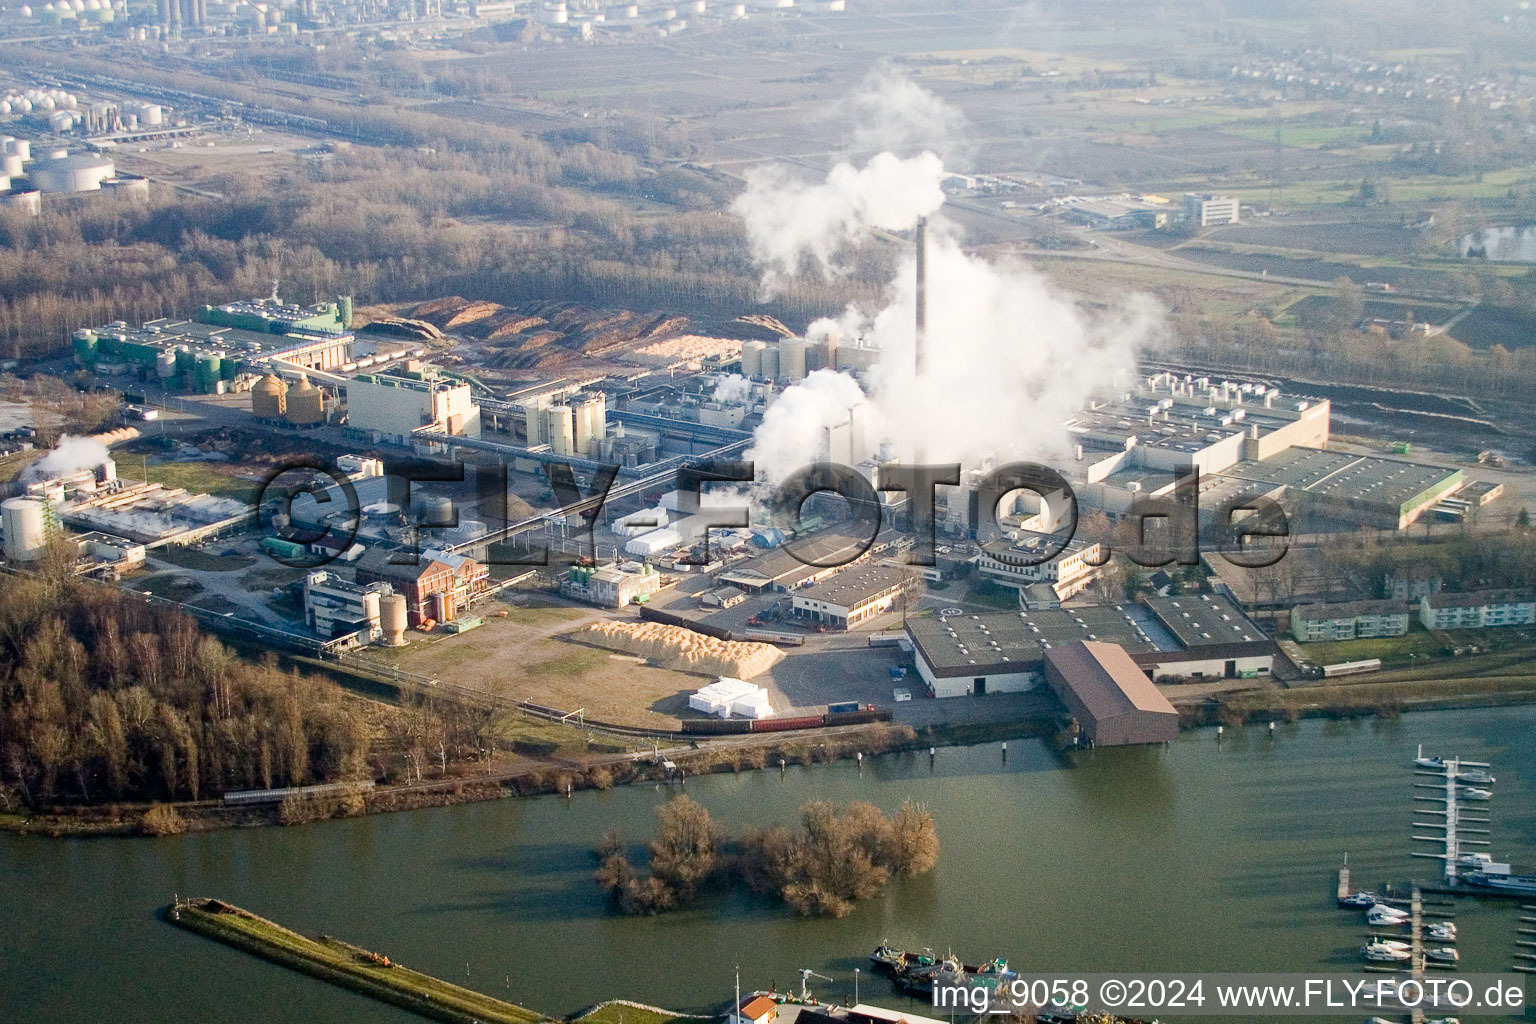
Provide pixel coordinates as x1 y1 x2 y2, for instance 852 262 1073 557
759 343 779 381
0 155 19 178
379 593 408 646
285 375 324 425
740 339 765 378
778 337 807 381
155 349 177 378
7 138 31 162
3 497 50 562
419 494 454 528
251 373 287 419
546 404 575 456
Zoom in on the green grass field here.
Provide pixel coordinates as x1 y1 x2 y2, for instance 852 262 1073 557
142 460 258 501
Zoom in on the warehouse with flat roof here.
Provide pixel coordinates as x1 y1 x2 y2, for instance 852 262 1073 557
1044 640 1180 746
905 594 1275 697
1218 446 1463 529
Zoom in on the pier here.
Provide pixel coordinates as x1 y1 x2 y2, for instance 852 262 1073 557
167 897 548 1024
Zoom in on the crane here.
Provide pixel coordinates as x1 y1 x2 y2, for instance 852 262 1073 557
798 969 833 1003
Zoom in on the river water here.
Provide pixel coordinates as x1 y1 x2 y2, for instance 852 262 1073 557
1461 226 1536 263
3 707 1534 1024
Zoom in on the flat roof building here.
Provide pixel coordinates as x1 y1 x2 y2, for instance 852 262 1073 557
346 370 480 445
906 593 1274 697
791 564 919 630
1291 599 1411 642
1219 446 1463 529
1043 641 1180 747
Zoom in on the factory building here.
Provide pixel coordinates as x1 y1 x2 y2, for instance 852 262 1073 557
1043 641 1180 747
790 565 919 630
1183 193 1241 226
560 562 664 608
1216 446 1463 530
1291 600 1411 642
72 293 357 394
906 593 1274 698
346 367 480 445
304 570 394 642
975 532 1104 605
354 546 487 627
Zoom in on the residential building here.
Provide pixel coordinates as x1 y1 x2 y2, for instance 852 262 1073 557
730 996 779 1024
1419 590 1536 631
1291 600 1411 642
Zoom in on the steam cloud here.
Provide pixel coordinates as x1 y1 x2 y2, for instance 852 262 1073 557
735 78 1162 485
24 435 112 481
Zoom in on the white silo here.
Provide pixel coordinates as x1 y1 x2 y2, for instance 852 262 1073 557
3 497 50 562
140 104 163 126
740 339 765 377
7 138 29 161
778 337 806 381
379 592 408 646
545 404 575 457
758 342 779 381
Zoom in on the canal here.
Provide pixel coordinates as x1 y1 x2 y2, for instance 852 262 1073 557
3 706 1534 1023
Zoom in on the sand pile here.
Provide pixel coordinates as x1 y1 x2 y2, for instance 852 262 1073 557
579 621 783 679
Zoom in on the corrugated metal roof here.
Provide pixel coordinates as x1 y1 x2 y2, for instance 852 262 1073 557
1045 640 1176 719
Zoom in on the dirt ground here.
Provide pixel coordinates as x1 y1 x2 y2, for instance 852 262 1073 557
366 594 705 728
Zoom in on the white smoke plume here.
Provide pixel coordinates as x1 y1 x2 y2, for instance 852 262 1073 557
841 68 970 167
24 434 111 481
738 78 1163 485
711 373 752 406
747 369 881 486
731 150 946 299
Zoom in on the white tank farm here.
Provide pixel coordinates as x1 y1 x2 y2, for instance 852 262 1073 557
2 497 50 562
29 153 115 193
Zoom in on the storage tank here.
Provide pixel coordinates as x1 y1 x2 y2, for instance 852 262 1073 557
29 152 114 193
418 494 454 528
6 138 30 162
777 337 806 381
155 349 177 378
379 593 408 644
758 343 779 380
285 374 324 425
0 155 19 178
337 294 353 328
3 497 50 562
193 353 220 392
740 339 765 378
545 404 575 457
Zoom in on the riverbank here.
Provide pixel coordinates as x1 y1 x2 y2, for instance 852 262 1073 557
168 898 549 1024
0 713 1062 838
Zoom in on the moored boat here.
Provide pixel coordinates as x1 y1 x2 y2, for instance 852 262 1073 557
1425 946 1459 963
1462 871 1536 896
1338 891 1378 908
1361 941 1411 962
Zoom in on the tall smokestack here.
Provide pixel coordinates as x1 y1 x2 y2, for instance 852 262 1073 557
914 216 928 379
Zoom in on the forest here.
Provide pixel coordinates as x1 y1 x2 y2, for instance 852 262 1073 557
594 795 940 917
0 563 384 812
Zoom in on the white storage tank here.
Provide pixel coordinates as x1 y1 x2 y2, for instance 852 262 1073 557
2 497 50 562
7 138 31 161
30 152 114 193
2 154 22 177
777 337 806 381
740 339 765 378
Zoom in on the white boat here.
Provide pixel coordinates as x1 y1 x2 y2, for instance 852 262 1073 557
1427 922 1457 941
1367 938 1410 951
1361 942 1412 962
1415 745 1445 769
1425 947 1459 963
1425 1018 1460 1024
1453 852 1494 869
1367 905 1410 926
1338 891 1378 908
1457 787 1493 800
1454 768 1494 784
